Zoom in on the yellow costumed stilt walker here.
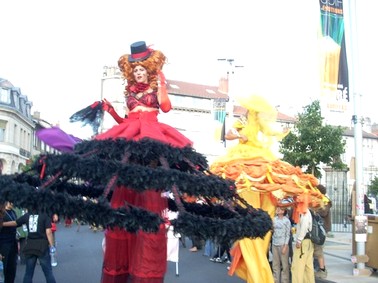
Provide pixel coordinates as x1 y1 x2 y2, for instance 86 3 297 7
210 95 326 283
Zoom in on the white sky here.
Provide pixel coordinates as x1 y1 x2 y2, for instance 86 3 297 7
1 0 377 137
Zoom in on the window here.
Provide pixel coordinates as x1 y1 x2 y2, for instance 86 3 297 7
13 91 19 109
0 120 7 142
13 124 17 144
0 88 10 104
19 97 25 113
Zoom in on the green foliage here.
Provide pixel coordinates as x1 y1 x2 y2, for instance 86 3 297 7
279 100 347 178
21 155 39 172
368 176 378 198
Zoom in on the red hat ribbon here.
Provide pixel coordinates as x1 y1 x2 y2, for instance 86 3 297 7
130 46 153 60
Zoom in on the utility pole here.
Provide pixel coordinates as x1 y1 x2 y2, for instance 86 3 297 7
217 59 244 148
346 0 371 276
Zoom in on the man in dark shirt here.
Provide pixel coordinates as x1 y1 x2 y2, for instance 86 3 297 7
0 202 18 283
3 210 56 283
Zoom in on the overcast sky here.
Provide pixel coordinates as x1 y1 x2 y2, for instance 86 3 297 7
1 0 377 137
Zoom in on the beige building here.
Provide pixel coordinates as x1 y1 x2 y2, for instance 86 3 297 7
0 78 56 174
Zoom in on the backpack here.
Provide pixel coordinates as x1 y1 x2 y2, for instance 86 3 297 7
307 209 326 245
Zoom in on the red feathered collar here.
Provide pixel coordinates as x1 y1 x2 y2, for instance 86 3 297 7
128 83 150 93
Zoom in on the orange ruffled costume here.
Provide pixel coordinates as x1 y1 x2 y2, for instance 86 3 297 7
210 95 327 283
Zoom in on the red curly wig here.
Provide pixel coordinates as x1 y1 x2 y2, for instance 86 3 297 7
118 48 167 95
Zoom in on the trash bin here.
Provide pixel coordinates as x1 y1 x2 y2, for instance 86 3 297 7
352 214 378 270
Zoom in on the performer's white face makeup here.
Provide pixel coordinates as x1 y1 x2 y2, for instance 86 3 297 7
133 65 148 84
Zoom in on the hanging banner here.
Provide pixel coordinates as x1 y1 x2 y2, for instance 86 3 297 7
213 98 227 142
319 0 349 118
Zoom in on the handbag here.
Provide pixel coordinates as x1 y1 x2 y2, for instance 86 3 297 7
22 238 49 257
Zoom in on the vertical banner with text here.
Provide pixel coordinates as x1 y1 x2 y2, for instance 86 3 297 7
213 98 227 143
319 0 349 123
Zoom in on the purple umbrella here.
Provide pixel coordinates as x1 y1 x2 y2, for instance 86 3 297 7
36 127 82 153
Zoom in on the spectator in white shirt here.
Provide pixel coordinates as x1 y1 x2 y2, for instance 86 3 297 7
291 208 315 283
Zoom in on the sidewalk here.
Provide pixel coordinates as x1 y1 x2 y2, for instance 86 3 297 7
320 232 378 283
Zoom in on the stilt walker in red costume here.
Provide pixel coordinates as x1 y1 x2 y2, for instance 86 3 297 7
97 41 192 283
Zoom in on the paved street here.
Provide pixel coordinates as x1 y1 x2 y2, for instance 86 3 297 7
13 223 378 283
14 222 244 283
15 223 104 283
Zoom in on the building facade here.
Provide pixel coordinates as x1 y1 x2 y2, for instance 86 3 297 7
0 78 35 174
0 78 56 175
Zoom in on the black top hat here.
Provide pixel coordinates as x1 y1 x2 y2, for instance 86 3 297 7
128 41 152 62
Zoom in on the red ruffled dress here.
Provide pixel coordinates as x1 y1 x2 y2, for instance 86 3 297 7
96 90 192 283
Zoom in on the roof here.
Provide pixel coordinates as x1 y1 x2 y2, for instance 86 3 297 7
343 127 378 139
277 112 297 123
0 78 14 88
167 80 228 100
167 80 297 123
234 105 296 123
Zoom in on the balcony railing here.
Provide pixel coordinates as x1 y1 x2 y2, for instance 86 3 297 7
19 148 31 158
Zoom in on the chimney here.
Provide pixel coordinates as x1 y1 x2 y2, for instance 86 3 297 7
33 111 41 119
218 77 229 94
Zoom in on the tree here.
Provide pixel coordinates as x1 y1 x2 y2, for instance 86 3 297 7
279 100 347 178
368 176 378 198
21 155 39 172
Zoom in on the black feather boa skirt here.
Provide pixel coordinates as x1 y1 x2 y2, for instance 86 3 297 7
0 138 272 244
